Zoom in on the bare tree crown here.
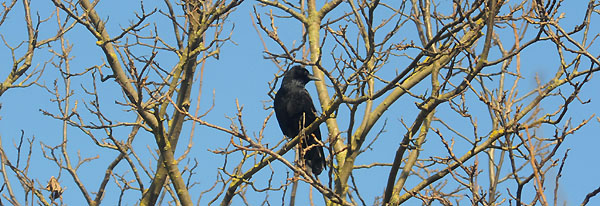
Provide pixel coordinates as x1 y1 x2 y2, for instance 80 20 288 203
0 0 598 206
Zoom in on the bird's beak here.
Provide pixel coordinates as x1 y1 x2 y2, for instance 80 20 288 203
308 74 321 81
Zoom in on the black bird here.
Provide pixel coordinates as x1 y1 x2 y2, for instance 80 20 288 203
274 65 326 175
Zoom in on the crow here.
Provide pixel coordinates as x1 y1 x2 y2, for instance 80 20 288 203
274 65 326 175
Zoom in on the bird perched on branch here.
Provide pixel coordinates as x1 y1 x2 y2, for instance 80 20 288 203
274 65 326 175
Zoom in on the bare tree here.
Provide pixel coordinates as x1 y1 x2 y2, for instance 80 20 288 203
1 0 600 205
0 0 72 205
217 0 600 205
2 0 243 205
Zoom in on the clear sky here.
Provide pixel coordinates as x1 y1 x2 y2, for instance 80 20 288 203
0 1 599 205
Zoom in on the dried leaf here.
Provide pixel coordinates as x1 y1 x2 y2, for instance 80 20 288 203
45 176 64 200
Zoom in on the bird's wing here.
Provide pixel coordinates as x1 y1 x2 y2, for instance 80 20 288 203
289 88 321 141
292 89 326 175
287 88 319 123
274 88 293 137
274 86 326 175
275 87 320 137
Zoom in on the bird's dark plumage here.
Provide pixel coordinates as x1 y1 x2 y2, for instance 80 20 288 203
274 65 326 175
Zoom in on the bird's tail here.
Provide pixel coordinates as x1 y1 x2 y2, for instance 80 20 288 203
303 134 326 175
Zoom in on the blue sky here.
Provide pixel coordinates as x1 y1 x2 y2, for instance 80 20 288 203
0 1 599 205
